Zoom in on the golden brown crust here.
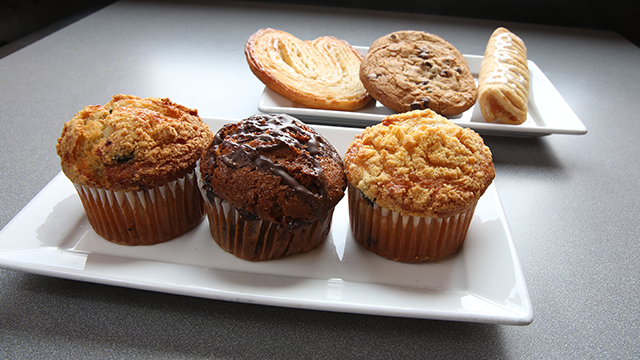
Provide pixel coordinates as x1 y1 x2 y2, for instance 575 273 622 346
478 27 529 125
343 109 494 218
56 94 213 191
244 28 371 111
369 30 466 61
360 41 477 116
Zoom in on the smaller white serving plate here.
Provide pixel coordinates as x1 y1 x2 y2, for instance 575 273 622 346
258 48 587 137
0 118 532 325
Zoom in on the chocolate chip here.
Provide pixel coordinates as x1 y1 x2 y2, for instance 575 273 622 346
456 67 462 73
113 152 134 163
440 69 451 77
418 50 430 59
410 97 430 110
238 208 260 222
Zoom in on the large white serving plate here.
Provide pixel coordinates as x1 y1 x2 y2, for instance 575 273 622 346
0 117 532 325
258 47 587 137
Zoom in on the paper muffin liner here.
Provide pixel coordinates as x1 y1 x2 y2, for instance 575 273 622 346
199 188 333 261
74 169 205 245
347 183 476 262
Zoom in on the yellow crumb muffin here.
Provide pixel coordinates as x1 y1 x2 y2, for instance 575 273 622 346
56 94 214 245
343 109 495 262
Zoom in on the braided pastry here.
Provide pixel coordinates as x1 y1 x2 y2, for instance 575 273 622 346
478 27 530 125
245 28 371 111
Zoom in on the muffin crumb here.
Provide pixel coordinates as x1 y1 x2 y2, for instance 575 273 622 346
344 109 494 218
56 94 213 191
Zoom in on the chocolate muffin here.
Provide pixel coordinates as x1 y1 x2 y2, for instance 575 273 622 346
56 94 214 245
199 113 346 261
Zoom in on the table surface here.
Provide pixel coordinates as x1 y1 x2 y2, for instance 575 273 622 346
1 1 639 358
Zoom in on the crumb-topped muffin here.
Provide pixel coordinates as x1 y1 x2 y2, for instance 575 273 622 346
344 109 494 262
56 94 214 245
199 113 346 261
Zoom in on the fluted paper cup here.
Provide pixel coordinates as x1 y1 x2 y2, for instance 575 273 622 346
200 189 333 261
74 169 205 245
348 183 475 262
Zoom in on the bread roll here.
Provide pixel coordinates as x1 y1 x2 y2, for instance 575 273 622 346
478 27 529 125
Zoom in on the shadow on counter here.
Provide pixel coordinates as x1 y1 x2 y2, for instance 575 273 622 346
0 0 115 58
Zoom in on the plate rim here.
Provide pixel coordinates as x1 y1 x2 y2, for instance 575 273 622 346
257 48 587 137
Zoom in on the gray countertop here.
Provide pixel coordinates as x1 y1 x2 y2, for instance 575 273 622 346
1 1 639 358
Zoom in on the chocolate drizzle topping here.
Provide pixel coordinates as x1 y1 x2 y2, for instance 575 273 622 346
208 114 338 220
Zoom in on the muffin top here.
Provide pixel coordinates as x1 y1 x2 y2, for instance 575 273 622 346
56 94 213 191
199 114 346 229
344 109 495 218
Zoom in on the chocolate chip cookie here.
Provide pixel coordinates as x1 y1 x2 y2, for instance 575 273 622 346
360 31 477 116
370 30 464 57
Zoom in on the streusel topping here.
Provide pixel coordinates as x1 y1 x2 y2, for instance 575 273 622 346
344 109 494 218
57 94 213 191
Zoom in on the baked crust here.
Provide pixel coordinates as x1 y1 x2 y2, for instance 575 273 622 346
369 30 466 60
478 27 529 124
344 109 494 218
199 114 346 228
360 31 477 116
56 94 213 191
245 28 371 111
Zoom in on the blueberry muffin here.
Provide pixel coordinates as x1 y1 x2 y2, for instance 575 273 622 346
56 94 213 245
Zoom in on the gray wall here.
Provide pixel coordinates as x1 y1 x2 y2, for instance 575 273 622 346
1 0 638 51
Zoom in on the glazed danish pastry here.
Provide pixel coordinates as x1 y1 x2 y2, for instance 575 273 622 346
478 27 530 125
245 28 371 111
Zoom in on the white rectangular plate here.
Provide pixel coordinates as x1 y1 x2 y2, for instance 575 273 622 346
258 47 587 137
0 118 532 325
